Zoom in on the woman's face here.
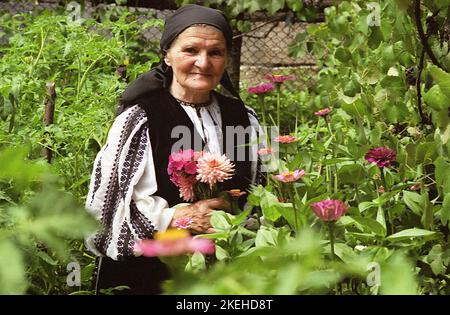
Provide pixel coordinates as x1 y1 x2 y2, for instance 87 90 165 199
164 25 228 96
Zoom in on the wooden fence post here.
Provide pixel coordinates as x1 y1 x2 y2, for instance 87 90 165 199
42 81 56 163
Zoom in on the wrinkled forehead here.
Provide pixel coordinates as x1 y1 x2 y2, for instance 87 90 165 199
166 24 227 51
171 25 226 47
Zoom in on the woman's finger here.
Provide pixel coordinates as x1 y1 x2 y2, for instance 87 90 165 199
206 197 231 211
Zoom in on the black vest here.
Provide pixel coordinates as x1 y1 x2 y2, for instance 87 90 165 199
137 90 252 207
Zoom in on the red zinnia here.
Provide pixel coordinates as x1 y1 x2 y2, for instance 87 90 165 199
364 147 397 168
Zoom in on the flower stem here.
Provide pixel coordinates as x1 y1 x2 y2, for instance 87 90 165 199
258 94 267 127
328 221 335 262
379 167 394 235
276 85 281 128
328 221 339 295
287 184 299 235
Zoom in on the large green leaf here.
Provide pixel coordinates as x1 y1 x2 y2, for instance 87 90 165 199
403 191 425 216
435 157 450 195
441 193 450 228
423 85 450 111
386 228 436 242
429 65 450 98
255 226 278 247
337 164 366 185
345 216 386 236
210 211 232 230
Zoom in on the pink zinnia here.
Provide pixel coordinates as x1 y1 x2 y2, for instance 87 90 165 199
272 169 305 183
247 82 275 94
196 152 234 189
311 199 348 222
258 148 273 155
264 74 295 83
173 217 193 229
314 107 332 116
274 135 298 143
189 238 215 255
178 175 197 202
134 230 215 257
364 147 397 168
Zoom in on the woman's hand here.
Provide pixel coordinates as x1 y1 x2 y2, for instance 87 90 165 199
169 198 231 234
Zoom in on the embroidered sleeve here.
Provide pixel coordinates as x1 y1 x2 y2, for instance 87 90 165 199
85 105 174 260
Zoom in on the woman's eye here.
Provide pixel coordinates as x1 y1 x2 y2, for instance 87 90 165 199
210 50 223 56
183 48 197 54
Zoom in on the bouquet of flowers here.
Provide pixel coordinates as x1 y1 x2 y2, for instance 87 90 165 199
167 149 235 202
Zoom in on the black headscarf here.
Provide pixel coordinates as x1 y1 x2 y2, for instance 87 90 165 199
118 4 239 112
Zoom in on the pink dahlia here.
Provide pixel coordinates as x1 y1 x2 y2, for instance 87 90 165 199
247 82 275 94
168 149 197 176
273 135 298 144
196 152 234 189
311 199 348 222
264 74 295 83
173 217 193 229
272 169 305 183
314 107 332 117
178 175 197 202
364 147 397 168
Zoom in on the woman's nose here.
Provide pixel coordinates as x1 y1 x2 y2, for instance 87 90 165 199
194 52 209 69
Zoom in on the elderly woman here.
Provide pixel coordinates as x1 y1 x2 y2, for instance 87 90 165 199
85 4 263 294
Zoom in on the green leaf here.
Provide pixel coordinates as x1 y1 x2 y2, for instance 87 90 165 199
423 85 450 110
351 216 386 236
368 26 384 49
429 65 450 98
420 192 433 230
435 157 450 195
424 244 450 276
386 228 436 242
334 47 351 63
272 202 296 228
185 252 206 272
376 206 387 233
337 164 366 185
341 99 367 118
415 142 437 164
266 0 285 15
230 208 250 226
403 191 425 216
215 245 229 261
255 226 278 247
260 190 282 222
359 201 377 213
441 193 450 227
210 211 231 230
